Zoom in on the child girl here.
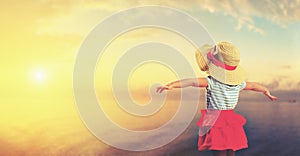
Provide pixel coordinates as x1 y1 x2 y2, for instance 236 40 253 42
156 42 277 156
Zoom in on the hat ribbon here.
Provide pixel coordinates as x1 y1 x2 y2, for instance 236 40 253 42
207 49 237 71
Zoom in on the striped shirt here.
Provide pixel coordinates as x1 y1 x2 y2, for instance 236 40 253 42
206 76 246 110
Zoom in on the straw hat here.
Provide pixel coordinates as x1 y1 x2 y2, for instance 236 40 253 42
195 42 247 85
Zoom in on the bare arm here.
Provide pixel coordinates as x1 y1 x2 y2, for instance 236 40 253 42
243 82 278 101
156 78 208 93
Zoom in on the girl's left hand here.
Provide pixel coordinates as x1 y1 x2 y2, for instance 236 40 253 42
264 91 278 101
156 86 172 93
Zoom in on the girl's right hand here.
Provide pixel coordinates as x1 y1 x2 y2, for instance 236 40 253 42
156 86 172 93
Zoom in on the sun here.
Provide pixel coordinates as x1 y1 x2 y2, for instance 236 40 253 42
31 69 47 83
35 71 45 81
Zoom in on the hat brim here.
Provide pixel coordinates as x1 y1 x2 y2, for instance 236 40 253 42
195 44 213 72
195 44 247 85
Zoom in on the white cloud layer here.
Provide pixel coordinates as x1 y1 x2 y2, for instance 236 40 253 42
193 0 300 34
35 0 300 36
151 0 300 34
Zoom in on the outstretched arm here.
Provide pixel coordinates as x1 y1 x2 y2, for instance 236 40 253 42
243 82 278 101
156 78 208 93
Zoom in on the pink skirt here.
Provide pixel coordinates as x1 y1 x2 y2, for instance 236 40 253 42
197 109 248 151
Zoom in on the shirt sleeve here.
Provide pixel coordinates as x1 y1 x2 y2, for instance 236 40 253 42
206 76 213 90
239 81 246 91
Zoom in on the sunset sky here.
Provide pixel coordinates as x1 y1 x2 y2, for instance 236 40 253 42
0 0 300 154
1 0 300 96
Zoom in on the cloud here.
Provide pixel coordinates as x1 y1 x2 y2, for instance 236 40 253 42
34 0 300 36
167 0 300 34
262 76 300 91
266 79 280 90
297 81 300 90
189 0 300 35
278 65 292 69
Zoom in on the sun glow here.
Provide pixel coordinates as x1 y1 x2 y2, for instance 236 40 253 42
31 69 47 83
